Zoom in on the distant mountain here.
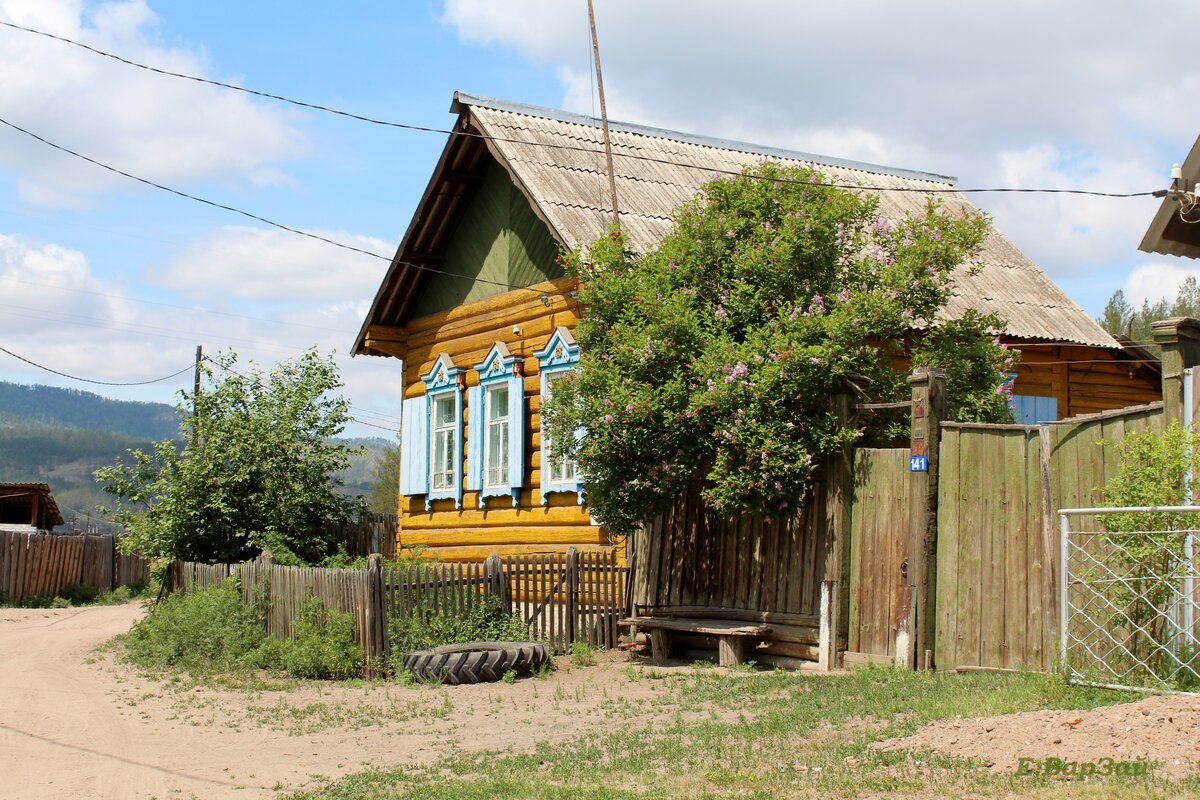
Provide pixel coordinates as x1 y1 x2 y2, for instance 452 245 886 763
0 382 181 440
0 382 393 530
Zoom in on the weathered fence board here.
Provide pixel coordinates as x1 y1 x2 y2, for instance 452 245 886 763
846 448 911 660
0 531 148 603
168 548 628 676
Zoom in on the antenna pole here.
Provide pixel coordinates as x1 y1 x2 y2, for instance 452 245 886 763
587 0 620 229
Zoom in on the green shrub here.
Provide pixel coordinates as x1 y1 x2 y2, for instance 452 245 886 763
123 580 266 673
569 641 596 667
60 583 99 606
387 594 529 673
280 598 363 680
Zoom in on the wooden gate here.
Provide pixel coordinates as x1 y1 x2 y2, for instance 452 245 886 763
846 448 911 663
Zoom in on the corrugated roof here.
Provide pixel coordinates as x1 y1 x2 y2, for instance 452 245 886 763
1140 134 1200 259
0 482 64 528
355 93 1118 351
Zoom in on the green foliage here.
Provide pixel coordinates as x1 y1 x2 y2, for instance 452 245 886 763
501 669 518 684
1098 276 1200 348
368 439 400 515
568 641 596 667
124 580 266 673
280 598 363 680
387 594 529 666
96 350 367 565
1100 421 1200 688
545 163 1011 532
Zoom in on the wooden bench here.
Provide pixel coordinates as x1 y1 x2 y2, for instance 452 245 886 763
620 615 771 667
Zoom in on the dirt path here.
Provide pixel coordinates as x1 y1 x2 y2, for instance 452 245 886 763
0 605 661 800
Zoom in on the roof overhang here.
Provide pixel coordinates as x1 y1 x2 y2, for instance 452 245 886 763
0 483 64 529
1139 135 1200 259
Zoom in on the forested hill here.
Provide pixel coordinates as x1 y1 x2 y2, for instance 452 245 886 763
0 381 181 440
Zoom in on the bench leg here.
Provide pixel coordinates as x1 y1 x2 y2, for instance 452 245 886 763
718 635 744 668
649 628 673 666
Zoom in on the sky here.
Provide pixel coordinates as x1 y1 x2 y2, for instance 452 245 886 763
0 1 1197 437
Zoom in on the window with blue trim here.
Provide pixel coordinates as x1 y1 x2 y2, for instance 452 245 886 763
534 327 584 505
397 353 463 510
467 343 524 507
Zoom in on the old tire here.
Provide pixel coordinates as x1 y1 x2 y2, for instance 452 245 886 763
402 641 549 685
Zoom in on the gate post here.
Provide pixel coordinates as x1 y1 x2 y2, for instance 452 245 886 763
1151 317 1200 426
565 547 579 646
908 367 946 669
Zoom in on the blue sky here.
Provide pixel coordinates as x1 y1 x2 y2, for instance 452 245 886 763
0 1 1197 437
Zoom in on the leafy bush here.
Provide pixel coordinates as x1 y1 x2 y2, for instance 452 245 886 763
281 599 363 680
124 581 266 673
388 594 529 670
60 583 99 606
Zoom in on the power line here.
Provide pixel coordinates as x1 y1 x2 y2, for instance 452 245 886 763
0 114 545 297
0 19 1161 200
0 344 194 386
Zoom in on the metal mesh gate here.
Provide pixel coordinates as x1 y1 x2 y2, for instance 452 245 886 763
1060 506 1200 692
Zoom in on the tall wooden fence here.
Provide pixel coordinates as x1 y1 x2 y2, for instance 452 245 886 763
168 547 628 675
935 402 1164 672
0 531 150 604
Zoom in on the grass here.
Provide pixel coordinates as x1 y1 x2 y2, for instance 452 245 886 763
281 665 1200 800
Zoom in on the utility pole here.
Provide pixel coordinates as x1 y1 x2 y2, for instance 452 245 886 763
587 0 620 230
193 344 203 420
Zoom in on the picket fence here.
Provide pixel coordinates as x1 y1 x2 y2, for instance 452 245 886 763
0 530 150 603
167 547 627 674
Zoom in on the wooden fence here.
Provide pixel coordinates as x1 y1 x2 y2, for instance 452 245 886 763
332 513 398 560
0 531 150 603
934 402 1164 672
168 548 628 675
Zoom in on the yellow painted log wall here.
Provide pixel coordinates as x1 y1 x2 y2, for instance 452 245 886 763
384 277 624 562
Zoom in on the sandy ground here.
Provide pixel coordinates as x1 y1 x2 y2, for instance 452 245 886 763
877 692 1200 779
0 604 661 800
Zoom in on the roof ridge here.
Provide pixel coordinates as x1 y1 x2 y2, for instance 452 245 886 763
453 91 958 187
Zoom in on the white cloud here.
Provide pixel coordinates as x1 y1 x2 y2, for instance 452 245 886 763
0 0 308 207
151 225 391 304
1123 261 1200 308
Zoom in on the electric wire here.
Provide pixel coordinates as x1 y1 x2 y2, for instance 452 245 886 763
0 115 547 297
0 344 194 386
0 20 1162 200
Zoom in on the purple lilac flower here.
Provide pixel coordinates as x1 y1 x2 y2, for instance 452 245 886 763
714 305 728 322
836 289 851 303
603 414 614 425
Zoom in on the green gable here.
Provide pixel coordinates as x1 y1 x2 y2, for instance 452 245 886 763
410 160 563 320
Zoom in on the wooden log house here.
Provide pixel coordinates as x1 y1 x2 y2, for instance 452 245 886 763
354 92 1159 561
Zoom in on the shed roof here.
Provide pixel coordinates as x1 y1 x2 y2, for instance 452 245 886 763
355 93 1118 353
0 482 64 529
1139 134 1200 259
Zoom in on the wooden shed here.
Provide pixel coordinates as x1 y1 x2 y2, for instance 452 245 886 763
354 92 1159 561
0 483 64 532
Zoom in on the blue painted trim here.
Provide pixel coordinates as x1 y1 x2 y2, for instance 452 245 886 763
536 328 584 505
422 354 463 510
474 343 523 508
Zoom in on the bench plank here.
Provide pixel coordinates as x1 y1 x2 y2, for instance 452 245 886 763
620 615 771 637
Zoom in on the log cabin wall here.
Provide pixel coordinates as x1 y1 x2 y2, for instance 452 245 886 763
394 276 621 562
1006 341 1160 418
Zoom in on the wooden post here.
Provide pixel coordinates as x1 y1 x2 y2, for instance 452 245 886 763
818 579 836 671
824 388 856 668
566 547 579 646
894 584 915 668
29 492 39 529
1152 317 1200 425
484 553 509 611
908 367 946 669
365 553 385 675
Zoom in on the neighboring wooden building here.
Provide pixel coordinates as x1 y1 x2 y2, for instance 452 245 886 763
355 92 1159 559
0 483 64 533
1140 134 1200 259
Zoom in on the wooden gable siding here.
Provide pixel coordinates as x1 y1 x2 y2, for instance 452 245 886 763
1006 342 1160 417
397 276 611 562
410 160 562 320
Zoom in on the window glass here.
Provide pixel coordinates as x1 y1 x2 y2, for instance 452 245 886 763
485 384 510 487
545 372 577 484
431 394 456 490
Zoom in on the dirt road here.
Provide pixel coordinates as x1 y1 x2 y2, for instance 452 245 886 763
0 604 657 800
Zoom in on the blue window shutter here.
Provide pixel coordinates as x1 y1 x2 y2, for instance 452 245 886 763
1013 395 1058 425
539 378 551 505
398 395 428 496
506 373 524 506
573 424 586 503
465 384 482 494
